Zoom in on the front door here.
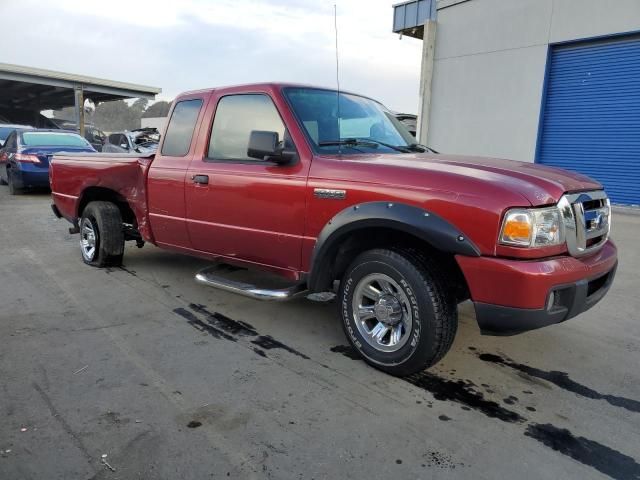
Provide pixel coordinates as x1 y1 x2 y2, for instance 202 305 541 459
185 92 309 276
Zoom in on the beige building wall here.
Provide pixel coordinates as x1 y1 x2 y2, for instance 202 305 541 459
423 0 640 162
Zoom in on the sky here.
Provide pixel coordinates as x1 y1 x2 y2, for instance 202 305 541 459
0 0 423 113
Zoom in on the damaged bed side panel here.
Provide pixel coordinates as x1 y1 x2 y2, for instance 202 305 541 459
50 152 155 243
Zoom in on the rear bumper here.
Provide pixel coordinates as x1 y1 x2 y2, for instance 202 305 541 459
12 168 50 188
456 240 618 335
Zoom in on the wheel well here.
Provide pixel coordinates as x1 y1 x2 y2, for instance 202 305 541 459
78 187 136 225
311 227 470 302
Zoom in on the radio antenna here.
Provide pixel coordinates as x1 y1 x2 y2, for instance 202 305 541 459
334 4 342 154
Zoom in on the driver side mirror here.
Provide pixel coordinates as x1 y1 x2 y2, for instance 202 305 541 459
247 130 297 165
247 130 278 159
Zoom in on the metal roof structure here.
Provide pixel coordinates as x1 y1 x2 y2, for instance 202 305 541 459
392 0 437 39
0 63 161 111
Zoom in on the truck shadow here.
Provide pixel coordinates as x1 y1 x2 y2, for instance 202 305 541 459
11 187 52 197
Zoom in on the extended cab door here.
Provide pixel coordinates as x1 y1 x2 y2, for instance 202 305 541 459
185 89 310 277
147 96 205 248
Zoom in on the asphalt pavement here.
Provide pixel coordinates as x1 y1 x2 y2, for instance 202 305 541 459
1 187 639 480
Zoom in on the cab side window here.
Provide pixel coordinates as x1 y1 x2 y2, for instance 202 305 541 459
161 99 203 157
208 94 288 161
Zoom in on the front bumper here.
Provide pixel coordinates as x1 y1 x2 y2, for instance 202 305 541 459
456 240 618 335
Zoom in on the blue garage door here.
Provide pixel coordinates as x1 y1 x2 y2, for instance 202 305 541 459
537 35 640 205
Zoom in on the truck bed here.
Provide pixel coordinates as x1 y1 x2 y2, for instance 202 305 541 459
50 152 154 240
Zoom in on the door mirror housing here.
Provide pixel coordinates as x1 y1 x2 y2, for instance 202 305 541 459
247 130 297 165
247 130 278 160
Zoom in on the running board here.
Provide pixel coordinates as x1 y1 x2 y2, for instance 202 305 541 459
195 266 308 301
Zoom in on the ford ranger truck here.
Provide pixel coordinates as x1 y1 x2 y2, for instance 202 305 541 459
49 83 617 376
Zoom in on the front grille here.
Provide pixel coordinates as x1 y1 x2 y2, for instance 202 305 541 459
582 198 605 211
586 236 604 248
558 190 610 257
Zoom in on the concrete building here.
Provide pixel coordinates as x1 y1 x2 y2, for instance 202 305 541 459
393 0 640 205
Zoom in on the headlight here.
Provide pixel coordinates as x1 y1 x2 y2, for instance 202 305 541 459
500 207 564 247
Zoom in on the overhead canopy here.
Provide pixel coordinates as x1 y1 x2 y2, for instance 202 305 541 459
0 63 161 111
392 0 437 39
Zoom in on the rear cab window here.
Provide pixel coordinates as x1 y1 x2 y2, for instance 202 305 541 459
161 99 203 156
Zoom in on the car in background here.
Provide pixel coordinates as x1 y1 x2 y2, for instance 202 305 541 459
83 125 107 151
0 124 32 147
0 129 95 195
103 128 159 154
50 119 107 152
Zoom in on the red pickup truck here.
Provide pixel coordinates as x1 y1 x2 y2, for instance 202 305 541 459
50 83 617 376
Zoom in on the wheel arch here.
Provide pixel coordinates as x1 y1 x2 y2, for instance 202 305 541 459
307 202 479 296
77 187 136 225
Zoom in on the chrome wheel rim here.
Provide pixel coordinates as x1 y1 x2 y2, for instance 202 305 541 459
80 217 97 261
352 273 413 353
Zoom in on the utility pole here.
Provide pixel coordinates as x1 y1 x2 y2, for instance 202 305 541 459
74 85 85 138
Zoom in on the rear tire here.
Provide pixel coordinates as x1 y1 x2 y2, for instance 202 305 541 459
338 248 457 377
7 170 21 195
79 201 124 267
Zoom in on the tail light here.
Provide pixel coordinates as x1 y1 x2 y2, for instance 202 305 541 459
15 153 41 163
0 152 7 162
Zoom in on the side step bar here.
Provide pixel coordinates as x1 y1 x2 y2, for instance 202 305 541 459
195 266 308 301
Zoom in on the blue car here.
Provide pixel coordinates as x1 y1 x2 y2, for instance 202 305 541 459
0 128 96 195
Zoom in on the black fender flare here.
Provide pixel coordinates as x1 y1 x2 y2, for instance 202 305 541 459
307 201 480 291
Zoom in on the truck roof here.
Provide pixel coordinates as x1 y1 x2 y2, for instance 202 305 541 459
176 82 367 101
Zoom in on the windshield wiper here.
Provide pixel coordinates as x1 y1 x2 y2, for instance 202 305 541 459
318 138 378 148
318 138 437 154
405 143 439 154
317 139 372 153
364 138 413 153
319 138 409 153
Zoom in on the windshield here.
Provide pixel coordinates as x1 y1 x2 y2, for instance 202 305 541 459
22 132 91 148
283 87 416 155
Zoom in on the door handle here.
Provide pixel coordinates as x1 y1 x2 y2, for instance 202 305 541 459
192 174 209 185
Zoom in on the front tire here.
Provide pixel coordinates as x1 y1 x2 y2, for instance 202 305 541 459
338 248 457 376
80 201 124 267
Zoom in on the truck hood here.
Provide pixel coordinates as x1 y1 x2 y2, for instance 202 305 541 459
351 153 602 206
